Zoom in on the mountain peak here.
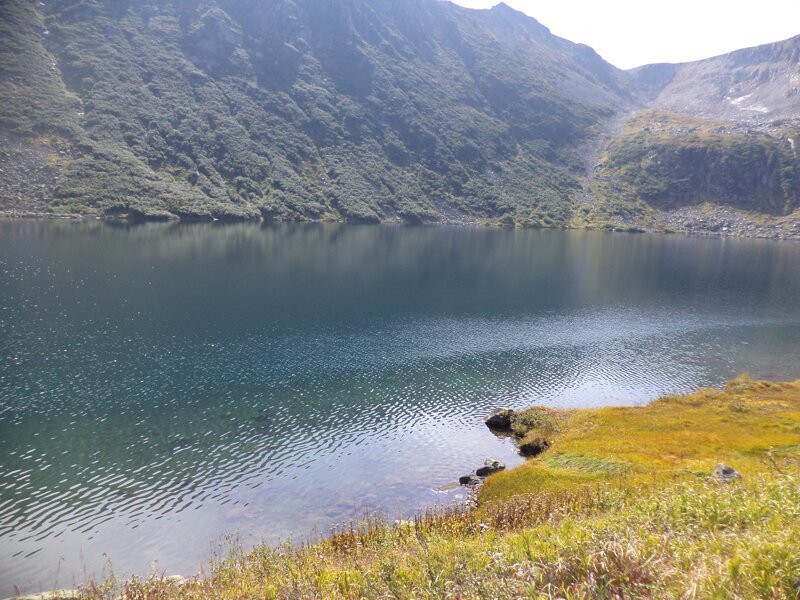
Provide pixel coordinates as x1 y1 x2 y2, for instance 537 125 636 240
485 1 551 37
491 1 515 11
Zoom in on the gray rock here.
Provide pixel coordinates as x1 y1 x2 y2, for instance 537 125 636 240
163 575 187 586
484 408 514 430
393 519 414 528
459 474 481 486
475 459 506 477
712 463 742 483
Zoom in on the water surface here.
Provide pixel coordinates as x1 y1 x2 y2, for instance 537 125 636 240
1 221 799 595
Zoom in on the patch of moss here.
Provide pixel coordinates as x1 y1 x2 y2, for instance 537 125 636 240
510 405 564 437
541 452 632 474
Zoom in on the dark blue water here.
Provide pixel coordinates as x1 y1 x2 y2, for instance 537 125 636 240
1 221 799 595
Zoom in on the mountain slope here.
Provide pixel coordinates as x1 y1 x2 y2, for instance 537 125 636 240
2 0 798 233
588 36 800 237
0 0 633 224
632 35 800 121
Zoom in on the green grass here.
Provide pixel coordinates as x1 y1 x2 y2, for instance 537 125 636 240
66 376 800 599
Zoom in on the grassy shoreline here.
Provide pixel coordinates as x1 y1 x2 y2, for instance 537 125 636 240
30 376 800 598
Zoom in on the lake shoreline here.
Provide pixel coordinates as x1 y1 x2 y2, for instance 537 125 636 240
24 376 800 599
2 210 799 241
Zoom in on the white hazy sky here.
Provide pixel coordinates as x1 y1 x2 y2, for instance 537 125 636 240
449 0 800 69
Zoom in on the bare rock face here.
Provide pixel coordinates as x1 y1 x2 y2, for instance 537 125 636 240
712 463 742 483
633 35 800 121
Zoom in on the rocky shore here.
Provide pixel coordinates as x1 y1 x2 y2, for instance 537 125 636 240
658 204 800 240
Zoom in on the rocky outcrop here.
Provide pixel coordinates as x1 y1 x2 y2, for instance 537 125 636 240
518 438 550 457
596 110 800 222
610 135 798 214
484 408 514 431
459 474 481 486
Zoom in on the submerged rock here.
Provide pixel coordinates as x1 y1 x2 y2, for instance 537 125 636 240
459 459 506 485
475 459 506 477
484 408 514 430
712 463 742 483
250 409 272 431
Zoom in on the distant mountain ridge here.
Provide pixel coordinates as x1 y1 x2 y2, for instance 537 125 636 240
632 34 800 120
599 35 800 237
0 0 798 235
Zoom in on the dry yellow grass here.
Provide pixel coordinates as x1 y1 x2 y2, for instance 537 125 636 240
482 375 800 503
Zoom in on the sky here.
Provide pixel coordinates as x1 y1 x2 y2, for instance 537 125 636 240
449 0 800 69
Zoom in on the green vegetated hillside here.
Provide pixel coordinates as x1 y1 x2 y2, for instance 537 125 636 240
1 0 798 230
0 0 633 224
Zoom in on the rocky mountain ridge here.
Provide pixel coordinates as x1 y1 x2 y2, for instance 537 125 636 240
632 34 800 121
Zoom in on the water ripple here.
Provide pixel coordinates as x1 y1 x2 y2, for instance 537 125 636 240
1 222 800 595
